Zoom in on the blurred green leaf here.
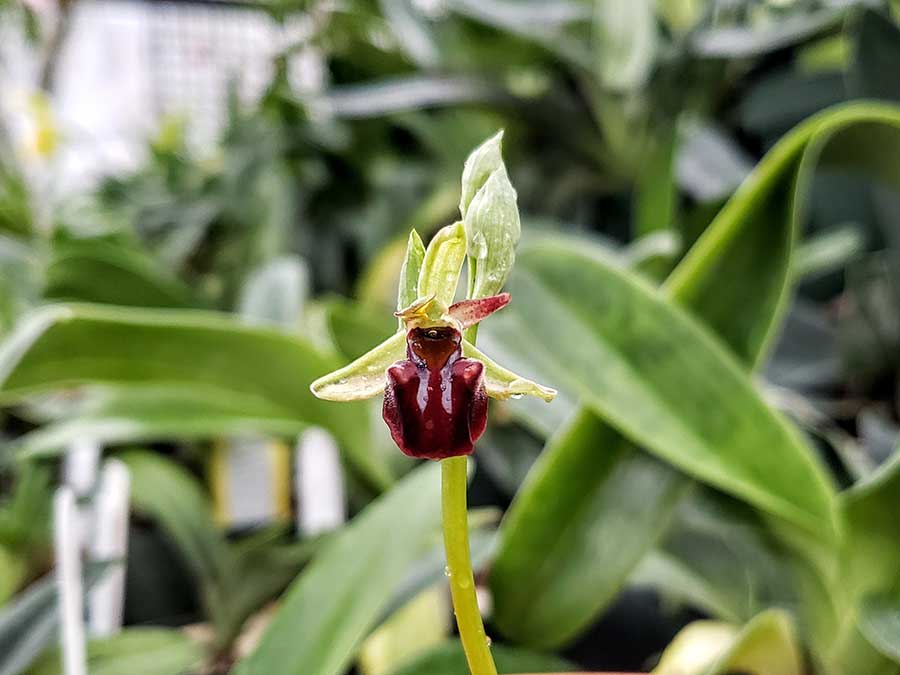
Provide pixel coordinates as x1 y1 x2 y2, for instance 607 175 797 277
707 610 803 675
859 593 900 664
24 628 204 675
690 9 842 58
385 640 576 674
0 304 391 488
122 450 322 650
593 0 658 91
12 386 308 460
792 224 865 281
491 408 689 647
238 256 309 330
840 452 900 599
322 76 500 119
234 462 443 675
44 238 192 309
848 9 900 103
633 491 796 624
654 610 803 675
378 0 440 69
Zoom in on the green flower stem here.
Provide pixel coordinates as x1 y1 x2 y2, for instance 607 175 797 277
441 454 497 675
442 320 495 675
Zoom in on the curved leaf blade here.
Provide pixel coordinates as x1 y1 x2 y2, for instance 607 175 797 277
234 462 443 675
506 241 836 536
0 304 391 489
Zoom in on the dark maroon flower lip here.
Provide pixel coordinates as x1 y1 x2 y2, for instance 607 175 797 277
383 325 488 460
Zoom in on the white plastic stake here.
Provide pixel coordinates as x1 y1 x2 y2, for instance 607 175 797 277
215 436 290 528
295 428 346 536
54 488 87 675
64 438 101 551
63 438 101 497
88 460 131 637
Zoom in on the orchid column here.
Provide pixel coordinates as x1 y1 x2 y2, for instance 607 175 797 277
311 132 555 675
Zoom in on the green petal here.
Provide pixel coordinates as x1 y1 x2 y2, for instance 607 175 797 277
397 230 426 329
462 340 556 402
417 222 466 306
310 332 405 401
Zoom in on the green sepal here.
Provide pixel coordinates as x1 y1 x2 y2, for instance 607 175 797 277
462 340 556 402
309 332 405 401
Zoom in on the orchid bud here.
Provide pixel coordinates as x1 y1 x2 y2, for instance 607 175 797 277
460 132 521 300
459 130 504 219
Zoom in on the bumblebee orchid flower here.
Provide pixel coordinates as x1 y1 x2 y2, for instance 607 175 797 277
312 132 551 675
310 222 556 460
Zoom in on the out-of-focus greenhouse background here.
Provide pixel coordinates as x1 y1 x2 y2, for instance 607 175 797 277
2 0 900 673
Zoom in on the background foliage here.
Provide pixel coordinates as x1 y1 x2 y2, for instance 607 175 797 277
2 0 900 673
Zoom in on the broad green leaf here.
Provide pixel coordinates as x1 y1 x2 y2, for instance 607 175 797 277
44 238 191 309
24 628 204 675
234 462 444 675
507 240 837 536
668 103 900 363
491 408 689 647
491 102 900 650
859 593 900 665
0 303 391 488
385 640 576 675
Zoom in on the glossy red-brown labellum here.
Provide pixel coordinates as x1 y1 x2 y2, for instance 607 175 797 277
383 326 488 460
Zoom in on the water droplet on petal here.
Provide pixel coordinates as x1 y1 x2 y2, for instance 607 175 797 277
485 636 492 647
444 566 452 577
